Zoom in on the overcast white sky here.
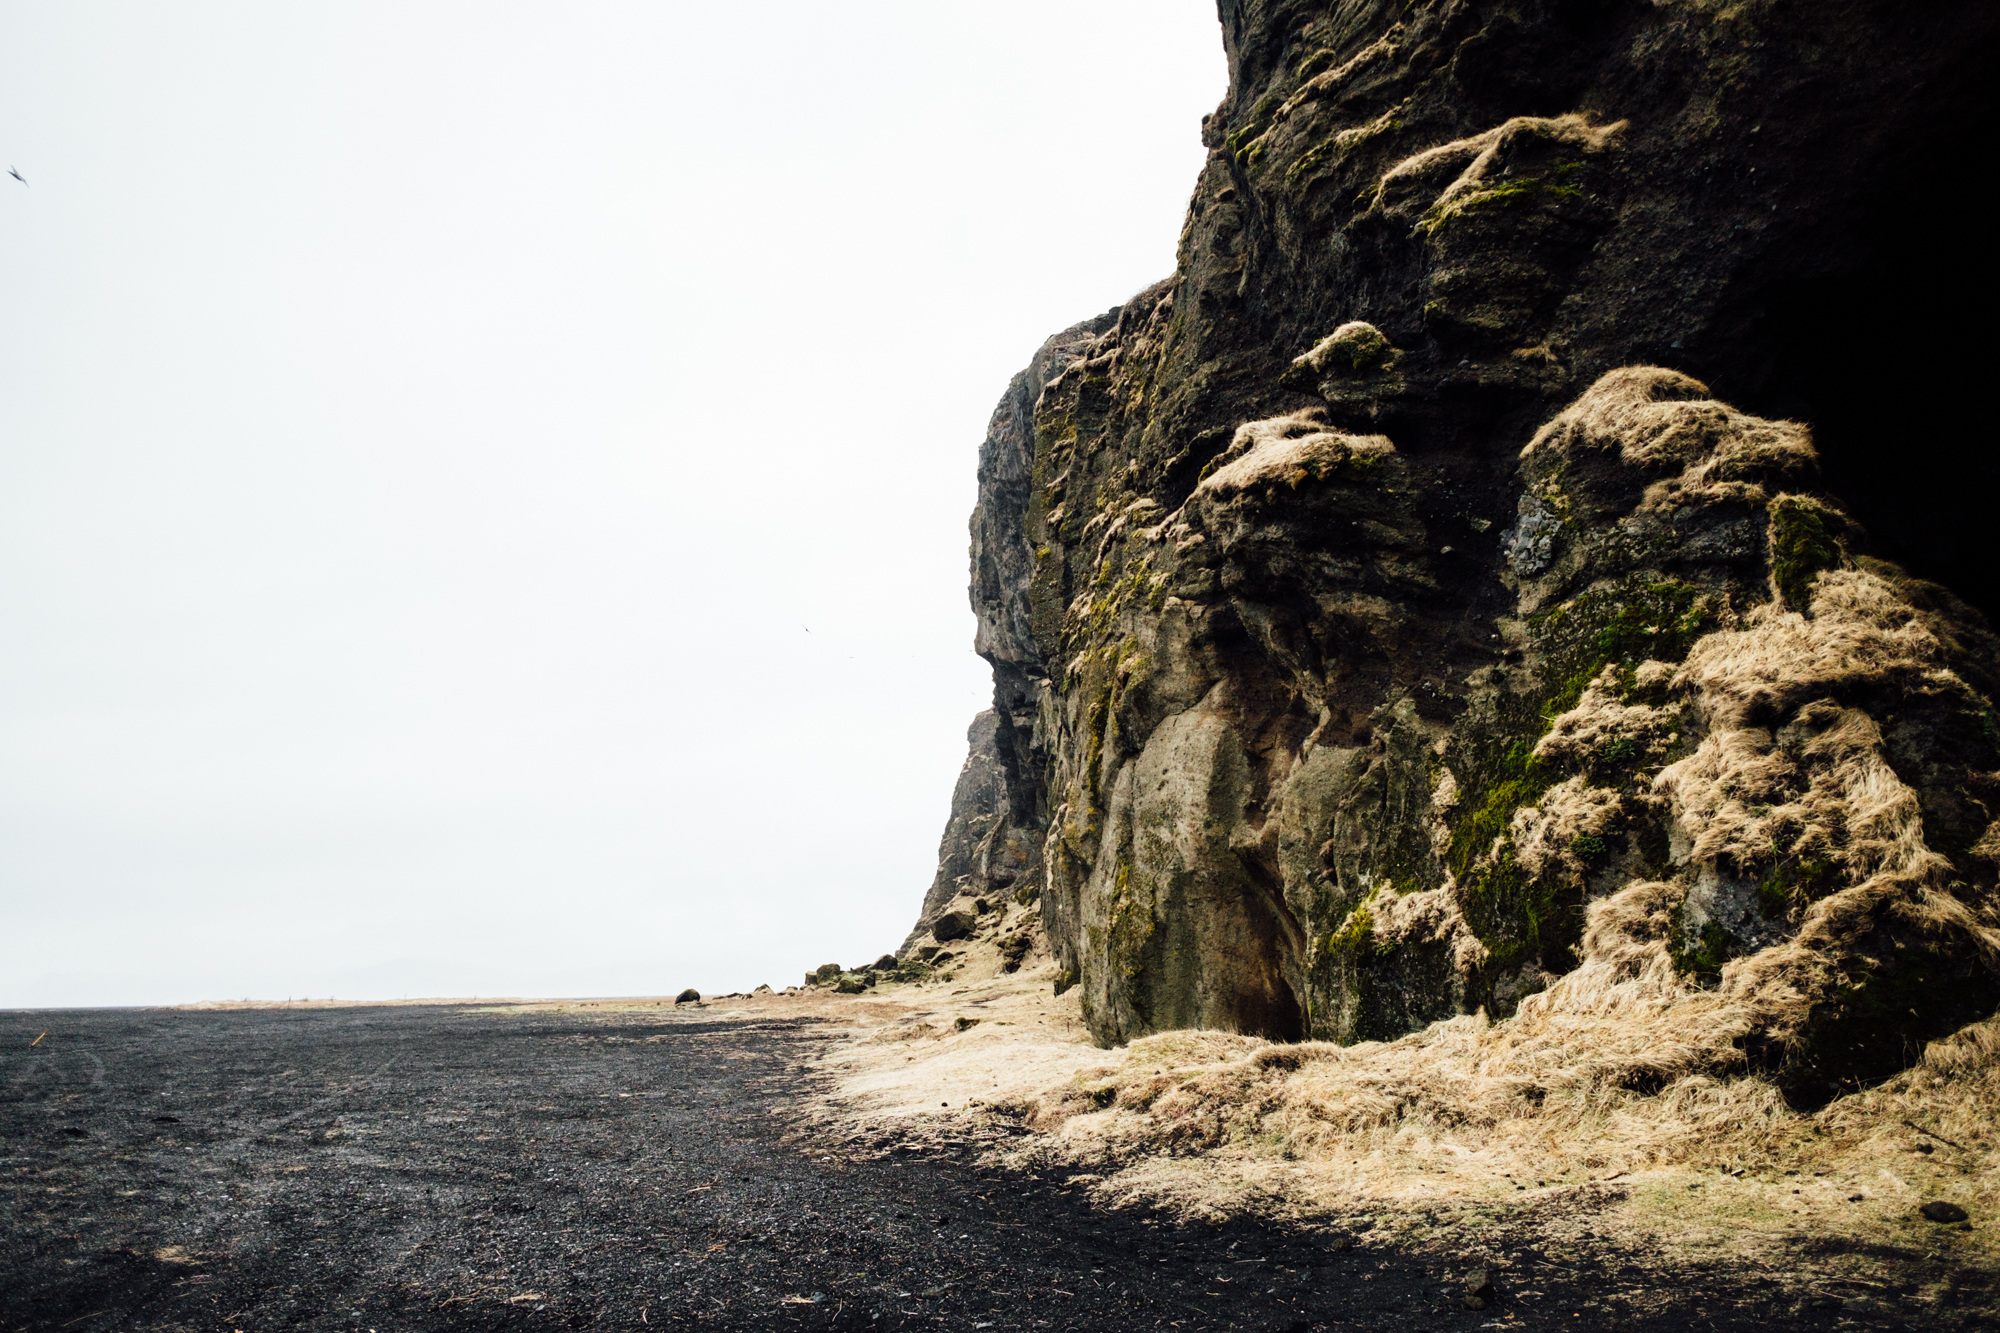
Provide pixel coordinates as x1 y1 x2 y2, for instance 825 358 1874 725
0 4 1225 1007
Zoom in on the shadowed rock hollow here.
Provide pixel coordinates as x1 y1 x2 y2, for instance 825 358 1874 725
906 0 2000 1110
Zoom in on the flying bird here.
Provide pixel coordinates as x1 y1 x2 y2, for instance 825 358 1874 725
7 167 24 186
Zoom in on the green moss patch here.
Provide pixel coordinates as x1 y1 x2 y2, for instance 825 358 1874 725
1285 115 1402 187
1758 856 1833 918
1326 892 1382 962
1536 578 1709 723
1768 496 1845 612
1106 858 1156 982
1447 740 1552 880
1671 919 1733 985
1415 165 1588 237
1443 579 1713 980
1225 92 1283 163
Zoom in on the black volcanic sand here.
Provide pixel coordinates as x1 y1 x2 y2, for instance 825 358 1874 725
2 1005 1870 1331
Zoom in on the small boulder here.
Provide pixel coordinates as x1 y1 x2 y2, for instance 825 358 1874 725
807 963 843 986
674 988 700 1005
834 972 871 995
871 954 898 971
1921 1201 1970 1224
932 911 975 941
914 944 942 962
999 934 1032 973
1462 1266 1496 1310
753 984 772 995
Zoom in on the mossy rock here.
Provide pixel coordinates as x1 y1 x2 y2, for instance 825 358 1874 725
1768 496 1846 612
1283 321 1393 388
1774 917 2000 1108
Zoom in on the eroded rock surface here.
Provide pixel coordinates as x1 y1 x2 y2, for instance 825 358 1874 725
910 0 2000 1104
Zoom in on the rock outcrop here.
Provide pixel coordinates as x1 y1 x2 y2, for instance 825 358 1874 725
901 709 1044 954
910 0 2000 1106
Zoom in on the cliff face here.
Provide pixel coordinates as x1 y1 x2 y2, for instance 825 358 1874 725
906 318 1121 952
916 0 2000 1107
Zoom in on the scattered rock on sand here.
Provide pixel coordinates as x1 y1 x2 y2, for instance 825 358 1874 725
674 989 700 1005
1463 1266 1496 1310
1921 1201 1970 1224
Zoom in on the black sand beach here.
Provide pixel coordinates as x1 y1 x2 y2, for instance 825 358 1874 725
4 1004 1838 1330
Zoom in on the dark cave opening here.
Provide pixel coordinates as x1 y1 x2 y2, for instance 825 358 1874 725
1239 868 1310 1044
1724 96 2000 629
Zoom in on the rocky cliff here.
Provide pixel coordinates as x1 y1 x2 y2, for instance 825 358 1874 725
909 0 2000 1108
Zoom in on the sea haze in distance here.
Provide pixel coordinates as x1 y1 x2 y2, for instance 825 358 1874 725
0 2 1226 1007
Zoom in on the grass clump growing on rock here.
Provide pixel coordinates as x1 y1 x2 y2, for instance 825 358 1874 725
1415 169 1587 236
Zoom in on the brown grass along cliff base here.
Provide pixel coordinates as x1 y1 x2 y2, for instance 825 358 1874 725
809 952 1998 1317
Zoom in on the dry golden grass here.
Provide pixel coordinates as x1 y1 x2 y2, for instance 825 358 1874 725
1004 1036 1990 1311
783 956 1997 1304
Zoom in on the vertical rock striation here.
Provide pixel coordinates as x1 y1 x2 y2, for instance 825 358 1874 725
910 0 2000 1105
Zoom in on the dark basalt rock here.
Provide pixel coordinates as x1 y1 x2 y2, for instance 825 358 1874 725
909 0 2000 1089
930 911 976 943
